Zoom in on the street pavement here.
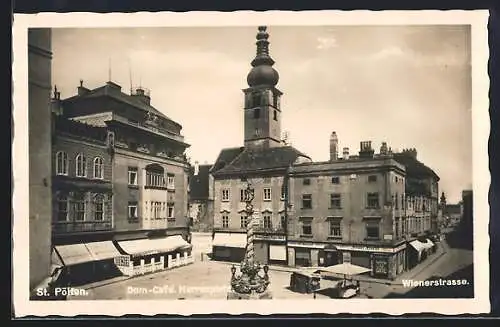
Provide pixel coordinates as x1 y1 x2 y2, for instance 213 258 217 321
74 260 337 300
70 229 473 300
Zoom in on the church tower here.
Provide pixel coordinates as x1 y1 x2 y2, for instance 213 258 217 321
243 26 283 149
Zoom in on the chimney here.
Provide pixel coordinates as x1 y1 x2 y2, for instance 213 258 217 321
194 161 199 176
359 141 375 159
380 142 388 155
77 79 90 96
329 131 339 161
342 147 350 160
131 86 151 105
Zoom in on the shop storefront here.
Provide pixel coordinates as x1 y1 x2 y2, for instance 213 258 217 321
287 242 326 267
53 240 123 286
254 234 287 265
407 238 435 269
114 235 193 276
211 232 247 262
336 243 407 280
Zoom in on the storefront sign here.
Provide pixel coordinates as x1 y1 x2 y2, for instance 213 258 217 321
288 241 325 249
254 235 286 241
335 243 406 254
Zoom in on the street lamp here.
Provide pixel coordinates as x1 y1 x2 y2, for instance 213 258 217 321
228 180 272 299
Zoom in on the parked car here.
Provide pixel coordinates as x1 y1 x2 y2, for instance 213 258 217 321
289 270 321 294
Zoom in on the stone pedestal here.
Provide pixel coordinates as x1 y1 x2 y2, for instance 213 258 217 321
227 290 273 300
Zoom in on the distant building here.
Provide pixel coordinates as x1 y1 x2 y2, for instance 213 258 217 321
28 28 53 291
49 80 193 282
188 161 214 232
393 149 440 235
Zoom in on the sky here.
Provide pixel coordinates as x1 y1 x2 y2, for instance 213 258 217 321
51 25 472 203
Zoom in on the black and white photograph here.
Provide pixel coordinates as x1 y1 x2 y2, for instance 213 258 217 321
12 10 490 316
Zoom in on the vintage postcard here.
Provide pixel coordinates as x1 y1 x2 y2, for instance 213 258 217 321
12 10 490 316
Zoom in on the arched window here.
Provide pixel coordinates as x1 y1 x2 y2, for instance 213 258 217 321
93 157 104 179
56 193 69 221
55 151 68 175
93 194 105 221
145 163 165 187
75 153 87 177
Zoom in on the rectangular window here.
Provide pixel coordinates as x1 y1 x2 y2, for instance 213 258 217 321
281 186 287 200
167 203 174 218
128 167 138 185
395 218 400 238
302 194 312 209
240 189 246 202
329 219 342 237
240 215 248 228
222 215 229 228
395 193 399 210
365 220 380 239
367 192 380 209
273 110 277 121
57 195 68 222
303 178 311 185
330 193 342 208
94 196 104 221
167 174 175 189
301 219 312 236
151 201 162 219
221 189 230 202
263 215 272 229
368 175 377 183
128 202 138 219
331 176 340 184
280 215 286 230
263 188 272 201
74 197 85 221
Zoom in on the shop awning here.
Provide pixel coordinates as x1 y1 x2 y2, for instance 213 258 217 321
54 244 94 266
116 235 191 256
212 233 247 248
409 240 427 253
85 241 122 261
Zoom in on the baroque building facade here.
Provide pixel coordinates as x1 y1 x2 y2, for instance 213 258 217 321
49 80 193 284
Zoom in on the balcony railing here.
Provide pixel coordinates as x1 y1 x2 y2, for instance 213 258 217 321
142 218 168 230
52 221 112 234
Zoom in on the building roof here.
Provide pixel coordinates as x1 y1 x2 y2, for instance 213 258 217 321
189 164 212 200
392 153 440 181
63 82 182 129
290 157 405 175
54 114 108 143
211 145 310 177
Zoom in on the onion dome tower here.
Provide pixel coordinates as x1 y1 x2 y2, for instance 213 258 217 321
243 26 283 149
